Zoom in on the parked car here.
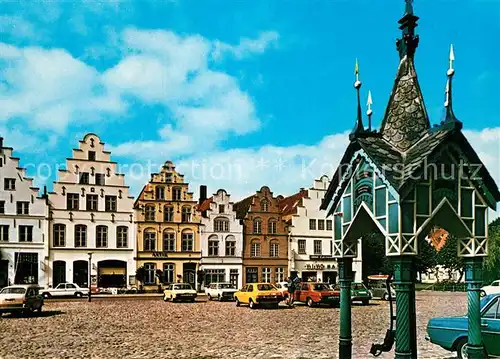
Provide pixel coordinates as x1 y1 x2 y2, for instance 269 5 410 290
367 275 396 300
481 280 500 297
205 282 237 301
40 283 89 298
274 282 289 298
163 283 197 302
426 293 500 359
332 282 371 305
234 283 283 309
293 282 340 307
0 284 43 315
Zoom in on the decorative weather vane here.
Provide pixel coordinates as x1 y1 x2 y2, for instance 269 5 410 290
366 91 373 131
445 44 455 107
349 58 365 140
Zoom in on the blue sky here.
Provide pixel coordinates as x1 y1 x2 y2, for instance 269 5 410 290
0 0 499 217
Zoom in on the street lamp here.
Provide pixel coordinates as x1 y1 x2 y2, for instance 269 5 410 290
88 252 92 302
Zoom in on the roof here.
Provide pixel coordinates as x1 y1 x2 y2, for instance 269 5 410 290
279 189 308 216
198 197 213 212
233 194 254 219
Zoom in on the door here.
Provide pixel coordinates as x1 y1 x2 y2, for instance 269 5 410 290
0 260 8 288
481 296 500 356
52 261 66 287
65 283 77 296
73 260 88 288
183 263 196 287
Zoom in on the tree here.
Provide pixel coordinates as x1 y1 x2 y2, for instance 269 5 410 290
135 266 145 290
415 238 438 282
484 218 500 284
362 232 393 281
436 235 464 282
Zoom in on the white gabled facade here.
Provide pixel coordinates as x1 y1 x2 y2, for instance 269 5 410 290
284 176 362 284
0 137 49 288
199 187 243 289
47 134 135 290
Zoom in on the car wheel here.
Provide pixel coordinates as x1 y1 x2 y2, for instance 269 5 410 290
43 293 51 299
208 294 212 301
163 295 168 302
218 294 221 301
170 295 174 302
383 293 389 301
362 299 369 306
37 305 43 313
480 290 486 297
456 338 468 359
75 292 82 298
307 298 314 307
235 298 241 307
249 299 256 309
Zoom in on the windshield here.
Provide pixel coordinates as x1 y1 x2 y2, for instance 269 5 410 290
257 284 275 291
0 287 26 295
352 283 366 290
219 284 235 289
313 283 330 291
174 284 192 290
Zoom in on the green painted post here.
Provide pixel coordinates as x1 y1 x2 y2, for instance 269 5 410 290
338 257 353 359
392 256 416 359
465 257 485 359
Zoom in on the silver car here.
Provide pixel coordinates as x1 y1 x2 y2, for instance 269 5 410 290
0 284 44 315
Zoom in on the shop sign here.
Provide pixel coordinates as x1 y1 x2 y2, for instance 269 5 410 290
309 255 336 260
152 252 169 258
305 264 325 270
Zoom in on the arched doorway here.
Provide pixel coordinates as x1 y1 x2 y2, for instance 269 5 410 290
53 261 66 287
73 260 88 288
97 260 126 288
183 263 196 287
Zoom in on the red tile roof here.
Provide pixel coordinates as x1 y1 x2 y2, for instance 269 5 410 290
198 197 213 212
279 189 308 216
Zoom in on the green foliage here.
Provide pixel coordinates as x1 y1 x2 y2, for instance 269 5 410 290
135 266 145 282
361 232 393 279
415 238 437 276
484 218 500 283
435 235 464 281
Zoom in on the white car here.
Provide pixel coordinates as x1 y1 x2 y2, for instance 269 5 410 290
481 280 500 296
163 283 197 302
274 282 289 298
205 282 237 301
40 283 89 298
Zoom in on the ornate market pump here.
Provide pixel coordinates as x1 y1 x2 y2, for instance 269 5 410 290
320 1 500 359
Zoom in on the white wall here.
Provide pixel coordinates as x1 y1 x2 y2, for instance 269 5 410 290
0 142 49 287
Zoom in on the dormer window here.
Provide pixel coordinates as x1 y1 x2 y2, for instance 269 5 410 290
219 205 225 213
165 173 172 183
173 187 182 201
261 200 268 212
88 151 96 161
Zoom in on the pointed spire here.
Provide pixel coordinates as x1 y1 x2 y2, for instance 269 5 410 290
349 59 365 141
379 0 429 151
366 91 373 131
442 44 462 130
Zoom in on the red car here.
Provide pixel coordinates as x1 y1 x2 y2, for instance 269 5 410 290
293 282 340 307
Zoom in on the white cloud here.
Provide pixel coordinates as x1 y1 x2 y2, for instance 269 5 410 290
212 31 279 60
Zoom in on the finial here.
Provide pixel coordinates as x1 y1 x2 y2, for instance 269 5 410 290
442 44 462 130
447 44 455 76
397 0 419 59
366 90 373 131
405 0 414 15
349 59 365 141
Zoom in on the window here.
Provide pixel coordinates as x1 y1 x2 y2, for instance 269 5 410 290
16 202 29 215
208 239 219 256
165 173 172 183
326 220 332 231
309 219 316 230
105 196 117 212
261 200 268 212
19 226 33 242
79 173 89 184
163 263 175 284
182 206 192 222
214 217 229 232
67 193 79 210
253 218 262 234
205 269 225 286
181 232 193 251
144 263 156 285
230 269 239 287
53 224 65 247
117 226 128 248
246 267 258 283
75 225 87 247
96 226 108 248
95 173 105 186
144 231 156 251
314 240 322 255
250 241 261 257
163 231 175 251
86 194 98 211
270 241 279 257
275 267 285 283
163 206 174 221
219 205 225 213
145 205 155 221
4 178 15 190
483 298 499 319
88 151 96 161
268 220 277 234
172 187 182 201
262 267 271 283
0 225 9 241
318 219 325 230
155 186 165 200
0 201 5 214
225 239 236 256
298 239 306 254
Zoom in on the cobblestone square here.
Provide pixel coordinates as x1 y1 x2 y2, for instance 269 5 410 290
0 292 463 358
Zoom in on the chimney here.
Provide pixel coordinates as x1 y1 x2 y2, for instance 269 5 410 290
199 185 207 204
0 137 3 149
